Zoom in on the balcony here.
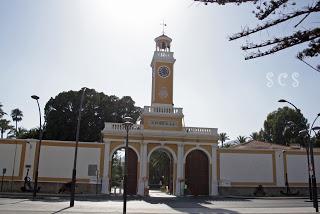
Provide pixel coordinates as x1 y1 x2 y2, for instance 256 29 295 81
143 106 183 116
183 127 218 136
103 122 217 137
103 122 143 132
151 51 175 64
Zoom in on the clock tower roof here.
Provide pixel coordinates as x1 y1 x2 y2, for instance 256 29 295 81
154 34 172 52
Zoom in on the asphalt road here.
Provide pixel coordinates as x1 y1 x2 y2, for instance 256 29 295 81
0 196 317 214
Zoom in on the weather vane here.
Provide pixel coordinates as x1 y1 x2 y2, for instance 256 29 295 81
161 20 167 35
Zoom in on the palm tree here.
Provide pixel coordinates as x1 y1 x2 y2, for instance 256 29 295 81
237 136 247 144
11 108 23 137
250 132 259 140
7 127 27 139
0 119 13 138
219 132 229 148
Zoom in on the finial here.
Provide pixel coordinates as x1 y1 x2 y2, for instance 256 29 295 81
160 20 167 35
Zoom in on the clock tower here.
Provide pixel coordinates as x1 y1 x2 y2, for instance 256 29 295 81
150 34 176 106
140 33 183 131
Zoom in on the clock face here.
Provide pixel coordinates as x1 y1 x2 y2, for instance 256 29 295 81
158 66 170 78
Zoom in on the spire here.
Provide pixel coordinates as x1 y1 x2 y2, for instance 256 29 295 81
160 20 167 35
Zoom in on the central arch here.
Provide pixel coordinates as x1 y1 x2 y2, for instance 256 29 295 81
148 146 176 195
185 149 209 196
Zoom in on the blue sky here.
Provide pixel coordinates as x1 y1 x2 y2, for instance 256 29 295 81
0 0 319 140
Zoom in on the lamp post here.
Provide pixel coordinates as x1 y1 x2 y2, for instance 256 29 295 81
1 168 6 192
70 87 86 207
123 116 133 214
278 99 312 200
31 95 43 199
299 125 320 212
311 126 320 212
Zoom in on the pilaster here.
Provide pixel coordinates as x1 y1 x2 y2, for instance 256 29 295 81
175 143 184 196
275 150 285 187
137 142 148 196
211 144 218 196
101 140 111 194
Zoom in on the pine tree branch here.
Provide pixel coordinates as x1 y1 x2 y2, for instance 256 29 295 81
297 38 320 59
242 29 319 50
256 0 289 20
298 58 320 72
229 6 320 40
244 28 320 59
194 0 256 4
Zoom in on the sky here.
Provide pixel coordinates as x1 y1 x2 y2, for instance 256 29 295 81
0 0 319 140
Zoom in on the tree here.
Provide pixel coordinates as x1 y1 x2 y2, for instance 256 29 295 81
111 150 124 188
237 135 247 144
195 0 320 72
262 106 308 145
7 127 28 139
0 102 5 118
0 119 13 138
44 88 141 142
250 132 259 140
11 108 23 137
18 127 41 139
149 150 171 187
219 132 229 147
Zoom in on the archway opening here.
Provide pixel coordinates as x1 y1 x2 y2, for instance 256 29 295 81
185 149 209 196
110 147 138 195
148 149 174 196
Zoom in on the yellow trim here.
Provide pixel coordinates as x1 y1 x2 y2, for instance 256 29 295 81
284 150 320 155
38 177 90 183
41 141 105 148
18 142 26 180
33 141 40 179
219 149 275 154
231 182 276 187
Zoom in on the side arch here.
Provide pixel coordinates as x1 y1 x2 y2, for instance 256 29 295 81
183 146 211 164
185 149 210 196
109 143 141 162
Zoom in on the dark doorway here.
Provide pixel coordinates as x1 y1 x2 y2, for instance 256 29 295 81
110 147 138 195
148 149 174 195
185 149 209 196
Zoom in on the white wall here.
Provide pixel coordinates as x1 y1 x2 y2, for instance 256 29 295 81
38 144 101 182
286 153 320 184
0 142 23 178
219 152 274 185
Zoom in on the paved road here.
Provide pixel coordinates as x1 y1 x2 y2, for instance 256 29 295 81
0 196 317 213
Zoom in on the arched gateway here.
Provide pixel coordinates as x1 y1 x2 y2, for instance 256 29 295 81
101 33 219 196
185 150 209 196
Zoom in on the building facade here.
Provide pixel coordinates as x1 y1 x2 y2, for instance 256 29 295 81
101 33 219 196
0 34 319 196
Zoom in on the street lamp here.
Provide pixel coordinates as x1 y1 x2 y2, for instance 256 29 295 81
31 95 43 199
278 99 301 112
278 99 312 200
299 125 320 212
278 99 320 204
122 116 133 214
70 87 86 207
